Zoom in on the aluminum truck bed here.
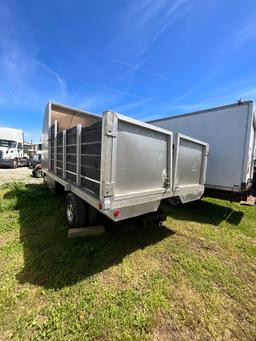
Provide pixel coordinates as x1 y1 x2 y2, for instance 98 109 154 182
42 102 209 222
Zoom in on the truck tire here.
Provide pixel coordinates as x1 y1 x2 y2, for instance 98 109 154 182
34 169 44 178
65 193 88 228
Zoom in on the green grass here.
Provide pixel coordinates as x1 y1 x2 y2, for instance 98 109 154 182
0 180 255 340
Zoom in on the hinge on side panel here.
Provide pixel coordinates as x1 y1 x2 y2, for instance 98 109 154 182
163 169 170 188
104 181 115 197
104 113 117 137
164 177 171 188
205 146 210 157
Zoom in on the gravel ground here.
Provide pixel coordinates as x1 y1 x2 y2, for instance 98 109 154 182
0 167 42 186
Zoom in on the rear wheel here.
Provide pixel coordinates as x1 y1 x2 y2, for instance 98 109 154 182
34 169 44 178
65 193 88 228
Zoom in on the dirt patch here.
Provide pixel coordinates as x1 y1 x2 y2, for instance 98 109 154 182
152 324 194 341
0 230 18 248
0 168 40 186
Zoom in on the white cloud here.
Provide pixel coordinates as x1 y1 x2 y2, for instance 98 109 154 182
117 0 190 56
0 2 68 112
0 47 68 110
100 54 167 80
235 21 256 48
84 48 167 80
111 97 156 114
74 78 154 101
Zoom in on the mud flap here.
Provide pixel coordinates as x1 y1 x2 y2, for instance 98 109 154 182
179 190 204 204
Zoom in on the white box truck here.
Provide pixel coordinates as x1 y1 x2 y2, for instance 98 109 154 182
41 102 209 227
0 127 30 168
149 101 256 194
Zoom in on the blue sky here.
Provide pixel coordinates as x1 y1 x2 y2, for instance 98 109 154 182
0 0 256 142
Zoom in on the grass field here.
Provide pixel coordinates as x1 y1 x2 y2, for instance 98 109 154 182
0 174 255 340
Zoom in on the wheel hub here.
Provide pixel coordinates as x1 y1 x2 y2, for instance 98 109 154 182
66 201 74 222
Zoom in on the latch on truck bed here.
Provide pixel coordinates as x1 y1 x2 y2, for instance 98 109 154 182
104 112 117 137
104 181 115 196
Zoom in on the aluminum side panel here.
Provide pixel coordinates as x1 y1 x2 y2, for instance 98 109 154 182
114 121 169 194
175 138 204 187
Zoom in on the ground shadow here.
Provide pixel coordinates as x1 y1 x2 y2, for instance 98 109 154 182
4 184 174 290
161 198 244 226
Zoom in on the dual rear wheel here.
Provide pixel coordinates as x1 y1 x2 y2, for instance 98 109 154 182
65 193 99 228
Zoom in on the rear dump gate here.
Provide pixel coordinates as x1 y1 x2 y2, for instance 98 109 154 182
174 134 208 203
44 103 209 221
114 120 170 195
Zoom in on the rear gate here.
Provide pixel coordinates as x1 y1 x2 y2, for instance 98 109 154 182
100 111 173 220
114 120 171 195
173 134 209 203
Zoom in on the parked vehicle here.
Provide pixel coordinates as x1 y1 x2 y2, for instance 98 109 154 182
41 102 209 227
32 163 44 178
149 101 256 194
0 127 30 168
